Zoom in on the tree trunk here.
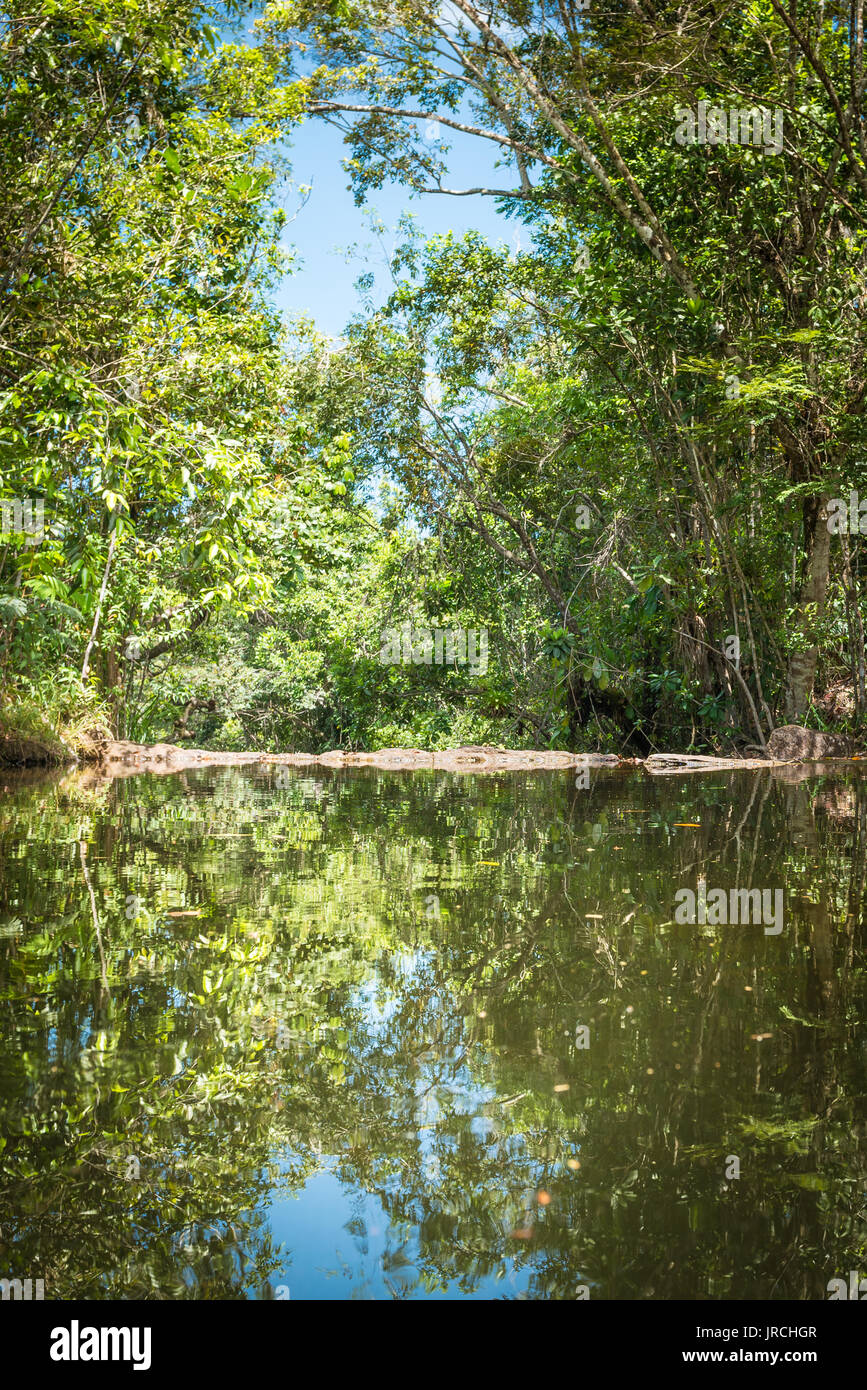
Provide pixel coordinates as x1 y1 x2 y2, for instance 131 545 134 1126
784 495 832 720
81 531 118 683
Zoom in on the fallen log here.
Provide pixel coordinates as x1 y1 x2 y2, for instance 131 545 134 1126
90 741 625 776
644 753 780 773
69 741 864 781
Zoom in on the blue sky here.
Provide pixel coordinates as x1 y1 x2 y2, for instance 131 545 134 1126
271 116 520 339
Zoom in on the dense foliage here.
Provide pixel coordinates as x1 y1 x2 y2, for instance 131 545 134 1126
3 1 867 754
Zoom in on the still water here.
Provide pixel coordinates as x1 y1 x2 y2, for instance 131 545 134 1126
1 762 865 1299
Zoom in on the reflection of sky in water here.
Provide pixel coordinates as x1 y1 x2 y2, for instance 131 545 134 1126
264 950 532 1298
268 1165 531 1300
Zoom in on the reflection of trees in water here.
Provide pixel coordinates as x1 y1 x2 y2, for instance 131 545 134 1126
0 764 865 1298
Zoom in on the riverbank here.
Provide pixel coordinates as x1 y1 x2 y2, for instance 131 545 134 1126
0 726 77 768
1 730 848 776
23 736 790 775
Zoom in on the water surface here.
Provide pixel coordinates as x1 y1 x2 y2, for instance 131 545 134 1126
1 762 865 1299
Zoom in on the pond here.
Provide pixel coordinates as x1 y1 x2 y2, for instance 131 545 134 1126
1 761 865 1300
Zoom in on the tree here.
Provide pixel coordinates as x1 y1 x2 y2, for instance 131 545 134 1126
0 0 314 732
260 0 867 730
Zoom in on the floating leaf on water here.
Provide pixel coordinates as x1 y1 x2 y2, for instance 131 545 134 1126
779 1004 828 1029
